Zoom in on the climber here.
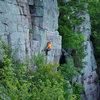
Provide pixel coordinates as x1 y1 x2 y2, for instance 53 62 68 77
44 42 52 56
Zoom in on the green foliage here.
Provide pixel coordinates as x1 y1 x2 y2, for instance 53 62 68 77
57 1 86 99
95 79 100 83
58 58 84 100
0 39 73 100
29 29 34 34
0 0 88 98
72 82 84 100
70 95 77 100
58 58 79 81
59 64 78 81
58 0 87 69
29 19 34 34
88 1 100 66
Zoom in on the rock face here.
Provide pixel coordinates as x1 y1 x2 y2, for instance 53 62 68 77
74 3 99 100
77 4 99 100
29 0 61 63
61 0 99 100
0 0 99 99
0 0 61 63
0 0 32 60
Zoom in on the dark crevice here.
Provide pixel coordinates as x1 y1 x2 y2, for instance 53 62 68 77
25 39 28 55
59 49 72 65
29 5 36 20
59 50 66 65
7 33 11 46
90 34 99 64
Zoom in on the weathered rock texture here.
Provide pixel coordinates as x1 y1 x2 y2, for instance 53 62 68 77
74 3 99 100
0 0 99 100
61 0 99 100
0 0 31 60
0 0 61 63
29 0 61 63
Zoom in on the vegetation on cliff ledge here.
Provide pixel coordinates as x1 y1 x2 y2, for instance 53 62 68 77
1 0 100 100
88 1 100 67
0 38 83 100
57 0 87 69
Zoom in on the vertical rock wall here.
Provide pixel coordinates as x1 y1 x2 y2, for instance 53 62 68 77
0 0 61 63
75 3 99 100
0 0 99 99
61 0 99 100
0 0 31 60
29 0 61 63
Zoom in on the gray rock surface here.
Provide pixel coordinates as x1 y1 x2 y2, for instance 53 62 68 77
0 0 31 60
0 0 99 100
29 0 61 63
75 3 99 100
0 0 61 64
60 0 99 99
62 0 71 2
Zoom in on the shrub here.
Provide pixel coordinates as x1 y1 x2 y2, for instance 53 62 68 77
88 1 100 66
0 39 72 100
57 0 87 69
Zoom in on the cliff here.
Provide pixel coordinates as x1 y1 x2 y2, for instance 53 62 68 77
0 0 61 63
0 0 99 100
75 3 99 100
29 0 61 63
61 0 99 100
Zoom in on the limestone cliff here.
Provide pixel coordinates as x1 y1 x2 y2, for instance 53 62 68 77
0 0 99 100
61 0 99 100
0 0 61 63
0 0 31 60
29 0 61 63
75 4 99 100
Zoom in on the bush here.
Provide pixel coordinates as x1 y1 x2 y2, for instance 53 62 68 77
57 1 86 99
57 0 87 69
0 39 72 100
88 1 100 66
58 59 84 100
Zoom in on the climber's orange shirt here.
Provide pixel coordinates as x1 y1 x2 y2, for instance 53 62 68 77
47 43 52 49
